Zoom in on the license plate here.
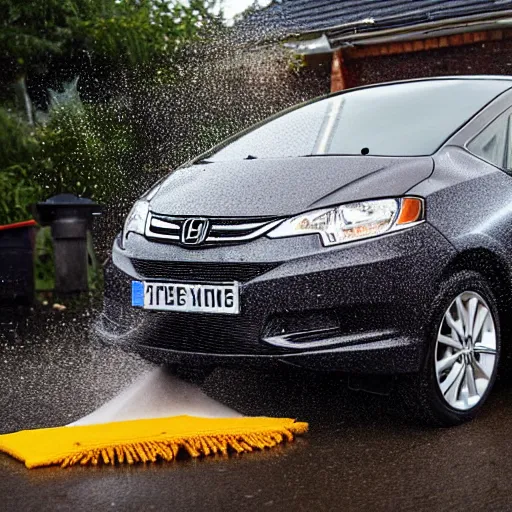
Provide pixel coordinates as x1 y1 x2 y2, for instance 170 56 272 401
131 281 240 314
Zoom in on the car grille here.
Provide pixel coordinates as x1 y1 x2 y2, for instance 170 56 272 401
145 213 283 246
140 311 280 355
131 259 280 283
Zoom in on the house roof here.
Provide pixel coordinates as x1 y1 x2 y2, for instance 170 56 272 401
245 0 512 51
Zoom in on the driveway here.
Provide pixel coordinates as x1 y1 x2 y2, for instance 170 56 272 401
1 308 511 511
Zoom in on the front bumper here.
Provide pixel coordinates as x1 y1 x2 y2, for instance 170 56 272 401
94 223 455 374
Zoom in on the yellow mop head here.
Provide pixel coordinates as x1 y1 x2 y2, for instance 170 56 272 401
0 415 308 469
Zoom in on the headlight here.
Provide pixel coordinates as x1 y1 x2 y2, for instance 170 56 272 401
121 200 150 248
267 197 424 247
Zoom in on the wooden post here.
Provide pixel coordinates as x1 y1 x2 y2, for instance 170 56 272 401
331 49 347 92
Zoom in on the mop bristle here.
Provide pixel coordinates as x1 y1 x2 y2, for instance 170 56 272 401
0 415 308 469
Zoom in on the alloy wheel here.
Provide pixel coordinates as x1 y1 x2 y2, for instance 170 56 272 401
435 291 497 411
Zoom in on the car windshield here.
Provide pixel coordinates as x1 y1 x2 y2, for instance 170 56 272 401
207 79 511 161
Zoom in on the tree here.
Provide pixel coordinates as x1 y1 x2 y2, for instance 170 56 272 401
0 0 223 224
0 0 221 120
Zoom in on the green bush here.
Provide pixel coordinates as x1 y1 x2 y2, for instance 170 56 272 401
0 98 140 225
36 100 138 209
0 108 43 224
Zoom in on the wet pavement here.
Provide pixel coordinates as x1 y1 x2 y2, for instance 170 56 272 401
2 310 512 511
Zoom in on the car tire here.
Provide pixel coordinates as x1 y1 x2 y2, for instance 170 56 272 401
399 270 501 427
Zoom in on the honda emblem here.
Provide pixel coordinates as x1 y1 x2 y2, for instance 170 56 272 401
181 218 209 245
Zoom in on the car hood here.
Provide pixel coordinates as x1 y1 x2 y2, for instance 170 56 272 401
150 156 434 217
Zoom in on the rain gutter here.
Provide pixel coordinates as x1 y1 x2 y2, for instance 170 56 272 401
284 9 512 54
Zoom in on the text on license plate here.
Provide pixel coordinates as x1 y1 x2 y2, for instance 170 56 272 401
131 281 239 314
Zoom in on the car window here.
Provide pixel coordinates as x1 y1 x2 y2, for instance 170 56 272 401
468 113 509 169
207 79 511 161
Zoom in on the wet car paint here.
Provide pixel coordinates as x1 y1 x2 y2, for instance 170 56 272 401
97 77 512 379
150 156 434 217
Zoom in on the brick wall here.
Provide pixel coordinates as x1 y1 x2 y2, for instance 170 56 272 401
344 38 512 88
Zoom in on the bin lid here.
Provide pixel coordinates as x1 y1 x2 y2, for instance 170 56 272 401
32 194 102 226
45 193 95 205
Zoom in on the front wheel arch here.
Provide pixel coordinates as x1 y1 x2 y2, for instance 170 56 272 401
399 270 501 426
440 248 512 340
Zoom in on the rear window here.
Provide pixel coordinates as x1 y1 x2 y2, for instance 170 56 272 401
208 79 511 161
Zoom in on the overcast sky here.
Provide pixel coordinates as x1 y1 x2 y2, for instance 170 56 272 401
213 0 273 24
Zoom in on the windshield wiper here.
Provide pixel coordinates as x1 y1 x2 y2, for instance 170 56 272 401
298 153 364 157
194 159 213 165
245 155 258 160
